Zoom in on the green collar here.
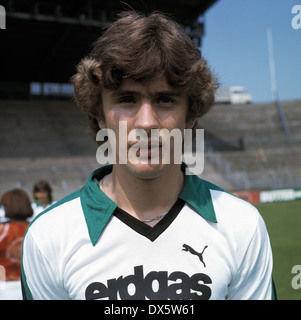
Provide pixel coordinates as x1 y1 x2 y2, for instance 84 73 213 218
80 165 219 246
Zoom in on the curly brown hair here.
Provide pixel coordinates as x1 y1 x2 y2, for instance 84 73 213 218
71 11 218 143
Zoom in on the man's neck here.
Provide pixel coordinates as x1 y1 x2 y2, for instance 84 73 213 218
100 164 184 224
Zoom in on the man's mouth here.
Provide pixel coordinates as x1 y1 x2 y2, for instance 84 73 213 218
135 143 162 158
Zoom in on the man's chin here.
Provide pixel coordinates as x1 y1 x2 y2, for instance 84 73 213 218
123 161 171 180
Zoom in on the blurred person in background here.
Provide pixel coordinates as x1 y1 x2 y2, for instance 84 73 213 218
0 189 33 300
31 180 56 218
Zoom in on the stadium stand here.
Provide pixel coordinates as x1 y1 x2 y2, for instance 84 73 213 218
0 99 99 200
0 99 96 157
198 100 301 190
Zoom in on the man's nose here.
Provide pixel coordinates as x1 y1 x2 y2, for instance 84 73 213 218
134 101 159 132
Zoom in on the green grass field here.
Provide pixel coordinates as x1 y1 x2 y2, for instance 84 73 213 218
255 200 301 300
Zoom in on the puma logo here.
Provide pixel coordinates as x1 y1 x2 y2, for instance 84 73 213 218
182 244 208 268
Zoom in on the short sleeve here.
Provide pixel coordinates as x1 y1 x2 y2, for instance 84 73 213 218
21 231 69 300
226 214 275 300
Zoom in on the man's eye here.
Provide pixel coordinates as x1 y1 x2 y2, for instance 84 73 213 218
157 96 174 105
119 96 135 104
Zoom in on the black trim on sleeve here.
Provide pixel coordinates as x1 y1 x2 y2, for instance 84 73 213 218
272 277 278 300
21 272 28 300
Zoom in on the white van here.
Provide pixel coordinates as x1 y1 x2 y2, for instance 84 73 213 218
215 86 252 104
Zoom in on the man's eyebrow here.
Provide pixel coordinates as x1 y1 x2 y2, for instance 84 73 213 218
111 89 182 97
111 90 138 97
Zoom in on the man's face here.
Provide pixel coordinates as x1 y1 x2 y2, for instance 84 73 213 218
98 76 193 179
34 191 49 206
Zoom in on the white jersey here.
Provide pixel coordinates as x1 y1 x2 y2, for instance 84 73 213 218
21 165 276 300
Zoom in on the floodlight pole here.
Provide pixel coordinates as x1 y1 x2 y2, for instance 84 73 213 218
267 26 291 144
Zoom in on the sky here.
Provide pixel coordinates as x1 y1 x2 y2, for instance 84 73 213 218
201 0 301 103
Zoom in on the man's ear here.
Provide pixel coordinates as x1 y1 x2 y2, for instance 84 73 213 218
186 119 196 129
97 117 106 129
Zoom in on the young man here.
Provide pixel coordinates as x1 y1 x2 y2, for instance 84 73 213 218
31 180 56 218
21 11 276 300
